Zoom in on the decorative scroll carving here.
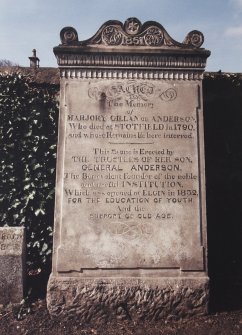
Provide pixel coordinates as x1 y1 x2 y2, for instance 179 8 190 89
60 27 78 44
107 221 153 240
183 30 204 48
101 20 164 47
102 26 123 45
144 27 164 46
97 20 167 47
160 88 177 101
58 17 205 49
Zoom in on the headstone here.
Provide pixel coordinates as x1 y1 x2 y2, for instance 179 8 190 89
47 18 210 321
0 227 25 304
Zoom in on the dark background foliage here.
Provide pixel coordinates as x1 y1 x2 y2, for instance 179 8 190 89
203 73 242 311
0 73 59 278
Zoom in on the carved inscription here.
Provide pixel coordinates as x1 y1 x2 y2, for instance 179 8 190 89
102 25 164 46
88 81 156 102
0 229 23 254
60 79 202 268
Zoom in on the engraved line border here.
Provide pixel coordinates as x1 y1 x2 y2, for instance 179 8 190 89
196 83 206 272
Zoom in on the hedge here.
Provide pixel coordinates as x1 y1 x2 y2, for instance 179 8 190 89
0 72 59 274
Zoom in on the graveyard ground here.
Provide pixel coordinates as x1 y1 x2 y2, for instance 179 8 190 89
0 299 242 335
0 275 242 335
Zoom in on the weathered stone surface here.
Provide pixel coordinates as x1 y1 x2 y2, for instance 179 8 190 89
53 79 206 273
0 227 25 304
47 276 209 321
47 18 210 320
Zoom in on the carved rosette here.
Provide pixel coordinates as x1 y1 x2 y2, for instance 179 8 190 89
124 17 141 35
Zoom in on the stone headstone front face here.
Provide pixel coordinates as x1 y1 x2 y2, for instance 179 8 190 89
47 18 210 321
0 227 25 304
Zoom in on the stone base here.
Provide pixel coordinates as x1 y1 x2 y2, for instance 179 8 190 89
0 255 25 305
47 275 209 322
0 227 25 305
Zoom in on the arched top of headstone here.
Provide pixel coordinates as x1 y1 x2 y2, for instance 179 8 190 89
59 17 206 49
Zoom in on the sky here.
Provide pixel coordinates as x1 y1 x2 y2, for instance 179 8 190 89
0 0 242 72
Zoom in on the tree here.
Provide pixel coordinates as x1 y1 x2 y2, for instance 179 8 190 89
0 59 19 67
